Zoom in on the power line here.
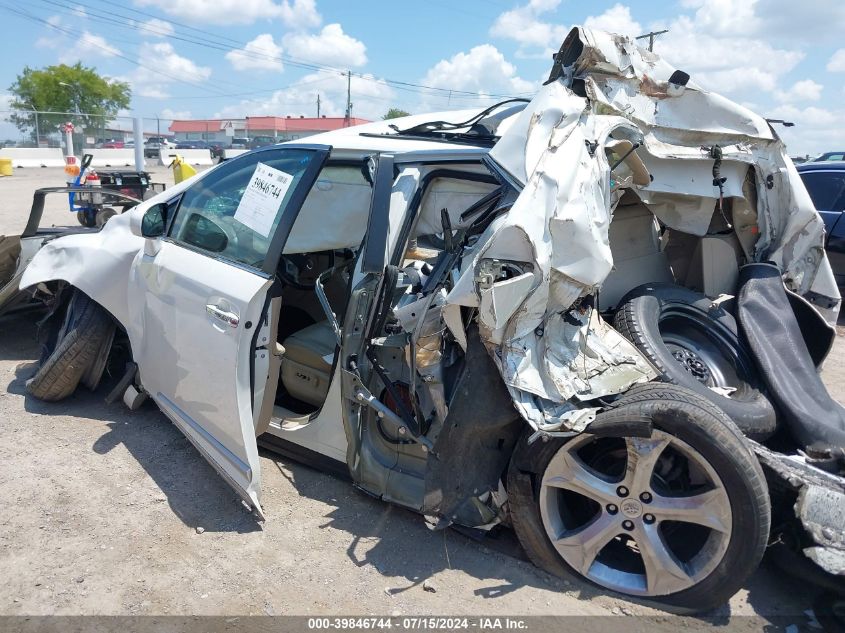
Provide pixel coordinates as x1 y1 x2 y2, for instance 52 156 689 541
0 4 234 97
28 0 530 101
635 29 669 52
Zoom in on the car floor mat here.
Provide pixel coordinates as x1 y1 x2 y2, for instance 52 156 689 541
736 262 845 465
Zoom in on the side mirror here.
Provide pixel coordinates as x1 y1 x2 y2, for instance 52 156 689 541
141 204 166 238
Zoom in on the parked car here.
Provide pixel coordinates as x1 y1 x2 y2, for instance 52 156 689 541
798 161 845 286
2 27 843 614
247 135 276 149
175 139 224 159
144 136 174 158
810 151 845 162
230 137 250 149
102 139 124 149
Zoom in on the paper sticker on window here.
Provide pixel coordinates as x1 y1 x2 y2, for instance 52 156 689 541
233 162 295 238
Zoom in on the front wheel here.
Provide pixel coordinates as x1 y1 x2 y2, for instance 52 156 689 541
507 383 770 613
27 290 116 402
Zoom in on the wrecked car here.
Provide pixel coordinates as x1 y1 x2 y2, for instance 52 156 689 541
3 27 844 614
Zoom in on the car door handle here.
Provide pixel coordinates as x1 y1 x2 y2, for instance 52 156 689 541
205 304 239 327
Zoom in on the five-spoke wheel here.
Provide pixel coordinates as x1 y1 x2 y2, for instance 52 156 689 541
507 383 770 613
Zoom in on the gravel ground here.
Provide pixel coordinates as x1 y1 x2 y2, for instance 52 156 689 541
0 167 841 622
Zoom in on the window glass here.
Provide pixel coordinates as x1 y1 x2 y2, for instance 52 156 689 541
800 171 845 211
169 148 316 268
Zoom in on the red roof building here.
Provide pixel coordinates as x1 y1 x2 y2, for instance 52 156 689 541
169 116 370 143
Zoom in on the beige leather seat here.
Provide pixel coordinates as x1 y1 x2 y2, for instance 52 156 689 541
280 320 337 407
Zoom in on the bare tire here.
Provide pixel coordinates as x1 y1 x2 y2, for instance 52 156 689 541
27 290 115 402
95 207 117 228
613 283 777 441
507 383 770 613
76 210 96 227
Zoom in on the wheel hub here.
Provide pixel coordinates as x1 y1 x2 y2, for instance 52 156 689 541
620 498 643 519
671 347 711 384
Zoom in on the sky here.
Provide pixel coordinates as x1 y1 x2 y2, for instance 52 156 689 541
0 0 843 155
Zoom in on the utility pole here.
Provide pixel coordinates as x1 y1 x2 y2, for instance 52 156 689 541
635 29 669 51
344 70 352 126
317 93 321 118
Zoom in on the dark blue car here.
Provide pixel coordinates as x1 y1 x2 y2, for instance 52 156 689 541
797 161 845 286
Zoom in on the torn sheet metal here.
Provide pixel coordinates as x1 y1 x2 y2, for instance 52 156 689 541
445 81 655 429
753 442 845 577
456 25 843 429
489 26 840 325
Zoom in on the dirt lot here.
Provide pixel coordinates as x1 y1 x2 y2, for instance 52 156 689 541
0 167 841 622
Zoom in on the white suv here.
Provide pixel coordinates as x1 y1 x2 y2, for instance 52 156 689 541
5 27 843 613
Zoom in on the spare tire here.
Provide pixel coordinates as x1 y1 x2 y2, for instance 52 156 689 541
613 283 777 441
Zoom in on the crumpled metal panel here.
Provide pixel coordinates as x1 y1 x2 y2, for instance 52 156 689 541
753 442 845 577
467 26 842 430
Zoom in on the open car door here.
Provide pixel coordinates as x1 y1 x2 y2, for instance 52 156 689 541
128 146 330 518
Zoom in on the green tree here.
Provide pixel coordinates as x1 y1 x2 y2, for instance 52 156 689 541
382 108 411 120
8 63 131 140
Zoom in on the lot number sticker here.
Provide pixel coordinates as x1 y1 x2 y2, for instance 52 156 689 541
233 162 294 237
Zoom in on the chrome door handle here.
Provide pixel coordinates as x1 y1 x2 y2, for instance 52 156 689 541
206 304 239 327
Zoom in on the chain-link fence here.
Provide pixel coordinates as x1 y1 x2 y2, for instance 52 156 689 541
1 108 375 161
0 109 145 154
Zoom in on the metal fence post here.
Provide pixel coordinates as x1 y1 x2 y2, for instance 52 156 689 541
133 117 145 170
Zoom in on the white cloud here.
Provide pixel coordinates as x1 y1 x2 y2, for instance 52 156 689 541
278 0 321 29
127 42 211 99
58 31 121 63
418 45 535 112
489 0 567 51
226 34 284 71
282 24 366 68
138 18 174 38
583 3 641 37
776 79 823 103
828 49 845 73
135 0 320 27
679 0 758 36
766 104 845 156
654 14 804 101
72 5 87 18
215 71 394 121
160 108 193 120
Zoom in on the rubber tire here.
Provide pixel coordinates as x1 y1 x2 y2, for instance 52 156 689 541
507 383 771 614
95 207 117 228
27 290 114 402
76 211 96 228
614 283 777 441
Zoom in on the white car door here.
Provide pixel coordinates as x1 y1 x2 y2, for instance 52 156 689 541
128 146 330 519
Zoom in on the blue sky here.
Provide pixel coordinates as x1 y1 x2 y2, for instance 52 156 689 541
1 0 843 154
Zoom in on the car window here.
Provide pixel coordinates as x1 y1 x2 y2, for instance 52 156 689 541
168 148 318 268
800 171 845 211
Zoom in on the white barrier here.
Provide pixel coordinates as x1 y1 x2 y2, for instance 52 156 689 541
88 149 140 168
3 147 65 168
159 149 214 166
222 149 248 160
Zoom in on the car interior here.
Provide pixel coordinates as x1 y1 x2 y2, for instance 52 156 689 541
270 161 499 425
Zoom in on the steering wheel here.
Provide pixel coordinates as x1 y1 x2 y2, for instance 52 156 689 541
278 251 334 290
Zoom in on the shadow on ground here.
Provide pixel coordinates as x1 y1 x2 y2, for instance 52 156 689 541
0 311 820 618
2 315 261 535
